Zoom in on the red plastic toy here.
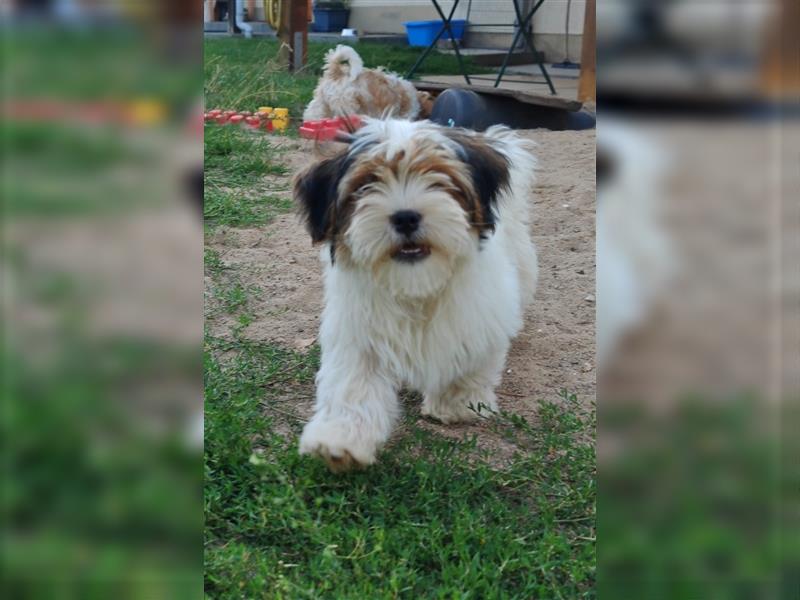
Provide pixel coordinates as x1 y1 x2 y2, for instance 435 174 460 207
299 115 363 141
204 108 273 131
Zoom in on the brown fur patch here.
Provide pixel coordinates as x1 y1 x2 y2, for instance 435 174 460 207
441 130 511 232
416 91 435 118
357 70 414 118
404 143 486 228
396 84 412 116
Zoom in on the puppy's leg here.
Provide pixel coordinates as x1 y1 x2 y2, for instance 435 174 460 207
299 351 398 472
422 348 506 424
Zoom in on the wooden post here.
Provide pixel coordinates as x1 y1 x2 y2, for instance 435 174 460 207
278 0 308 71
291 0 308 70
578 0 596 103
228 0 240 35
761 0 799 97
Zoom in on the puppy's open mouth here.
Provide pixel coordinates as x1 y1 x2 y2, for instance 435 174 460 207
392 242 431 263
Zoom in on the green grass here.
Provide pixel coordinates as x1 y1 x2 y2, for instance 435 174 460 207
204 188 292 227
204 36 595 598
204 335 596 598
204 125 288 182
598 396 797 599
203 124 294 227
2 28 200 111
3 333 202 598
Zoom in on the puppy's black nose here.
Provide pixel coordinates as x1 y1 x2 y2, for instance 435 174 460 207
390 210 422 236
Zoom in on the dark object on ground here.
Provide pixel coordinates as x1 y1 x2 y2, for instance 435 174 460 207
214 0 229 22
428 88 595 132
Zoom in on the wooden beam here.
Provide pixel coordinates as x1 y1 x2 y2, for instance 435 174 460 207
278 0 308 71
414 81 582 112
290 0 308 70
578 0 596 103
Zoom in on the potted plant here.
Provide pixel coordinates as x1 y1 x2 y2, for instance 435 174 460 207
312 1 350 33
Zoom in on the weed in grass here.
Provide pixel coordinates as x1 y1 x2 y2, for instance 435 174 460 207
237 313 255 328
205 248 226 276
220 282 252 314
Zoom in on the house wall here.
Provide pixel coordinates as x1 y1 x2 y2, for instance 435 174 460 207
347 0 585 62
202 1 588 63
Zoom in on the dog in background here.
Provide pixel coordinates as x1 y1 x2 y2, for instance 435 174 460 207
293 118 538 471
303 45 433 121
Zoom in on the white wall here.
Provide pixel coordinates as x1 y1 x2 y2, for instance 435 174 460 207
347 0 584 36
203 0 588 61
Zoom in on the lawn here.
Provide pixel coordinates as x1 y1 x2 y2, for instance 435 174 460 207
204 38 596 598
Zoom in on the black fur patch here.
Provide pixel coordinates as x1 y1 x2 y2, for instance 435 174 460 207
450 134 511 235
294 139 378 263
294 153 353 244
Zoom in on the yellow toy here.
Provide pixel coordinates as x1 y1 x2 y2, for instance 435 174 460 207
272 108 289 131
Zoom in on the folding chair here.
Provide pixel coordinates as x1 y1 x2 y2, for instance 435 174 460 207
405 0 557 95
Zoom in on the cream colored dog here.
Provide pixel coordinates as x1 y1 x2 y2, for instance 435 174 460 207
303 45 432 121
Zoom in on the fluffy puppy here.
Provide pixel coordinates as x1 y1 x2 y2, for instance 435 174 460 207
294 119 538 472
303 45 424 121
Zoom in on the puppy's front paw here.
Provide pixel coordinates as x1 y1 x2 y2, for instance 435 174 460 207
299 418 378 472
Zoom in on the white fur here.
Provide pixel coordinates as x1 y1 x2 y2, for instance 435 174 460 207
303 45 421 121
596 121 674 364
299 120 538 468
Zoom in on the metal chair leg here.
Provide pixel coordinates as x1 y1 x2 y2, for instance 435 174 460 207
495 0 556 95
406 0 469 84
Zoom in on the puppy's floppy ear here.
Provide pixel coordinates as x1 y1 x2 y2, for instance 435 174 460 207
294 153 351 243
454 136 511 232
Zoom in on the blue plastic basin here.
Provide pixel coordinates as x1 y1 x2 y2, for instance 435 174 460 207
404 19 466 47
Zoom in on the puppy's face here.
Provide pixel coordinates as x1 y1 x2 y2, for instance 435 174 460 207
295 121 510 298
